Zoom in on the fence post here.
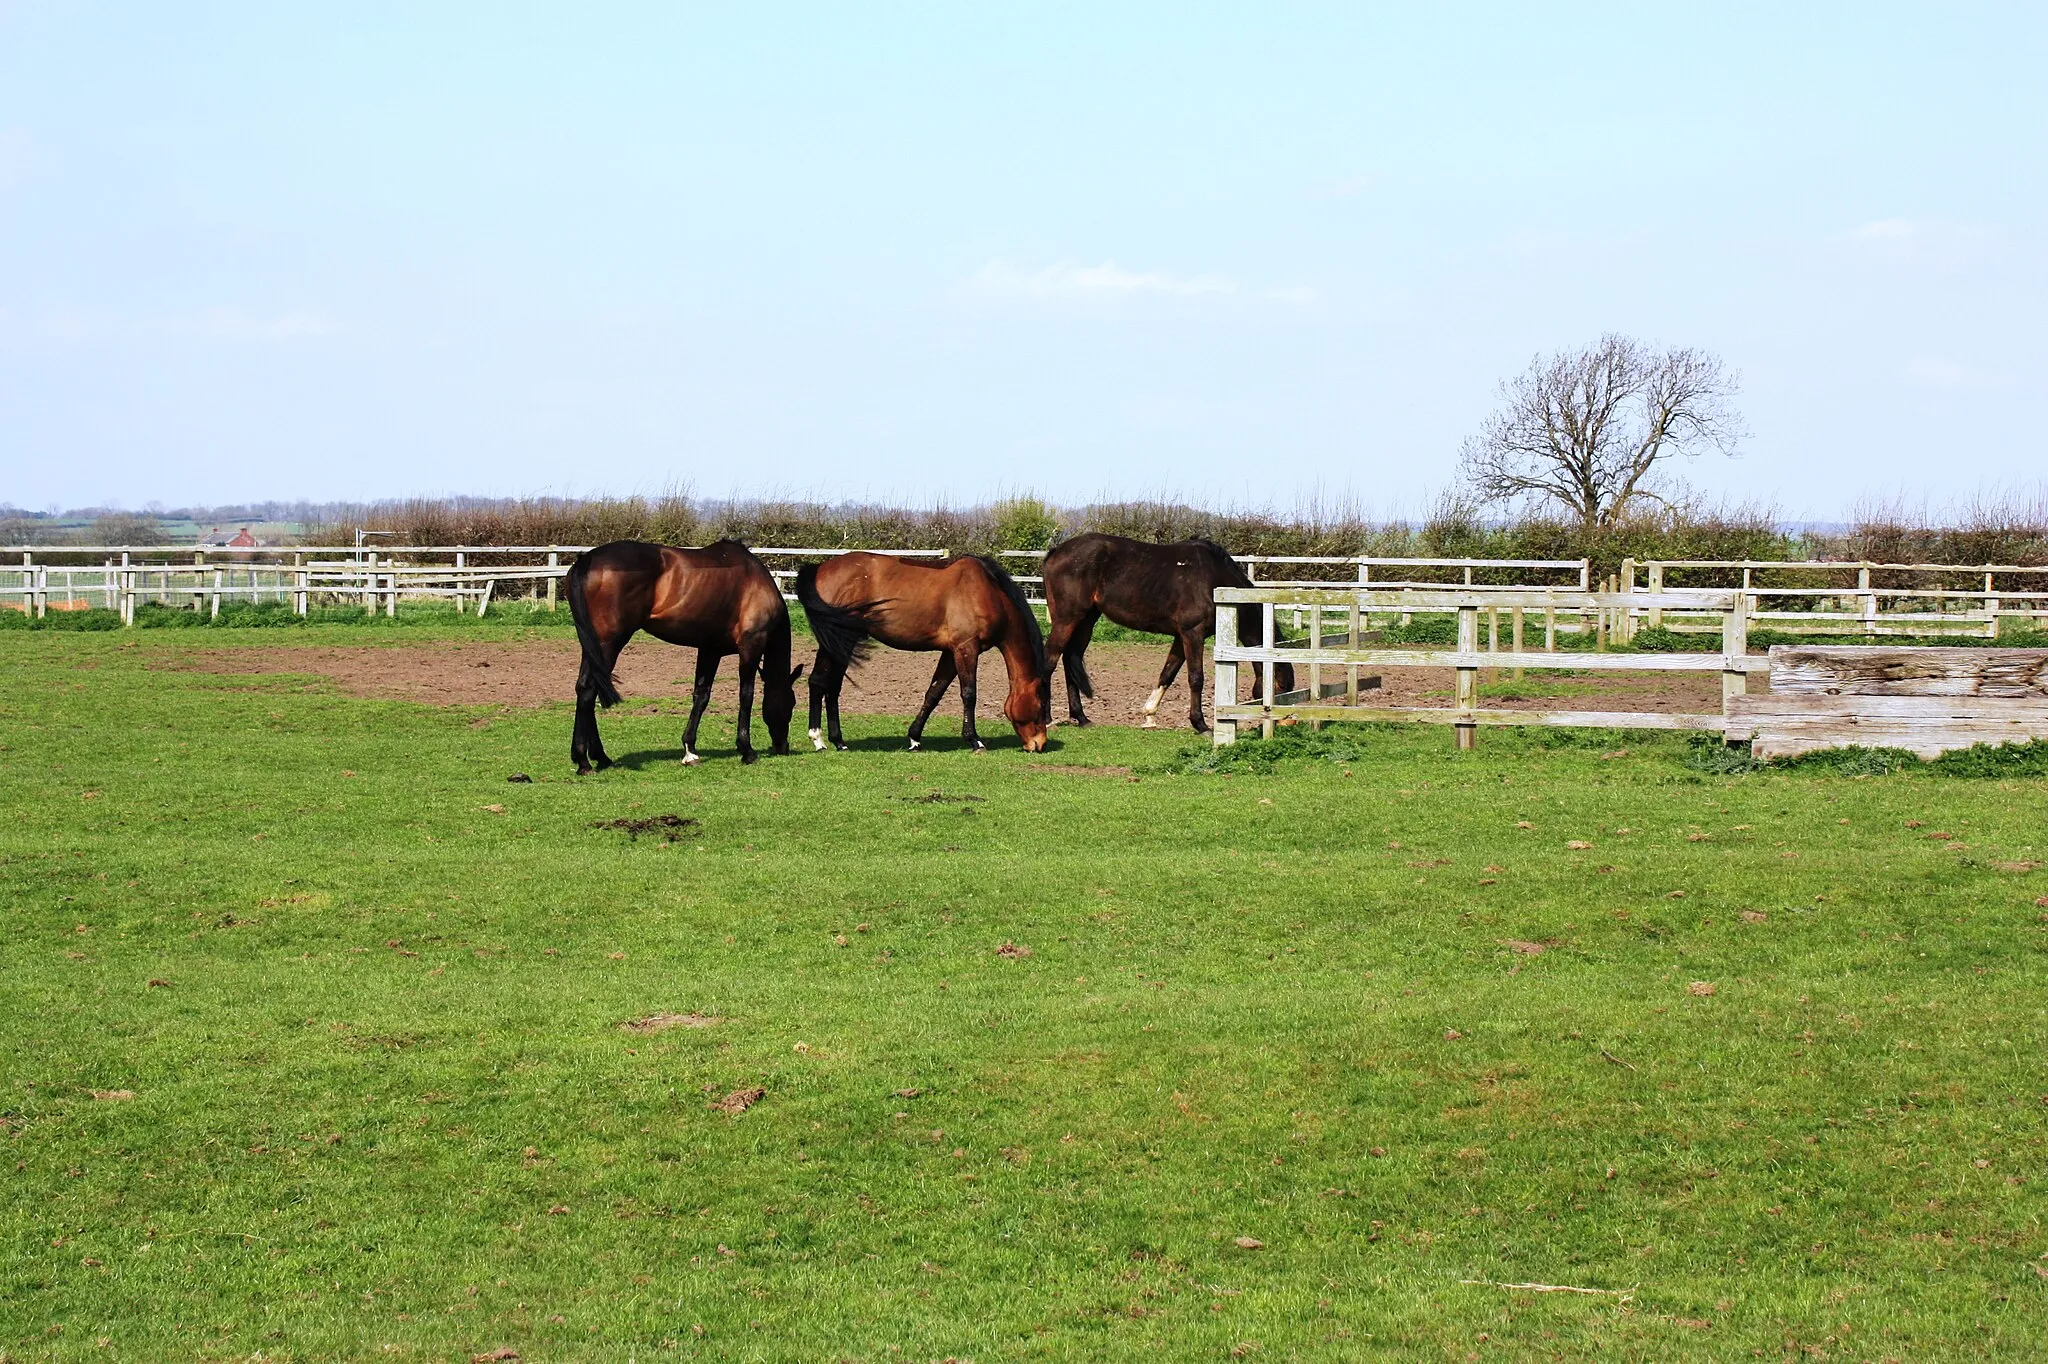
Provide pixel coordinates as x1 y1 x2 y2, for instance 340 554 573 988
1620 558 1636 642
364 552 377 616
294 553 307 616
1722 591 1749 716
120 551 133 625
1308 605 1322 728
1511 605 1524 681
1984 569 1999 640
547 549 560 610
1346 600 1361 705
1260 601 1276 740
210 567 223 620
1545 592 1556 652
1212 596 1239 747
1455 604 1479 750
1857 566 1875 637
1647 562 1664 629
1487 605 1499 679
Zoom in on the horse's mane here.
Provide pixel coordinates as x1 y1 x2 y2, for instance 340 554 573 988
1181 537 1254 589
971 555 1047 675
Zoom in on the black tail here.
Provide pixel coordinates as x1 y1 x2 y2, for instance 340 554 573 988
795 563 872 668
566 555 621 708
1067 650 1095 699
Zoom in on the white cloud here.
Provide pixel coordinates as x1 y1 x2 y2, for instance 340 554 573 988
0 306 339 348
1848 219 1996 269
964 259 1313 306
969 259 1236 299
139 308 339 341
1902 356 2009 392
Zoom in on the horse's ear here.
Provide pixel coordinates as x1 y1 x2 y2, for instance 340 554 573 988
790 664 806 684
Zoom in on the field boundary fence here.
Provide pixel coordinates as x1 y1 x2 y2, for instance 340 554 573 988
4 546 2044 637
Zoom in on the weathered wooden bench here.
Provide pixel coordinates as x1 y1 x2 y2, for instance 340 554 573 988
1725 646 2048 759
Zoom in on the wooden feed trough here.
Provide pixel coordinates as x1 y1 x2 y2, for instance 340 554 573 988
1725 646 2048 760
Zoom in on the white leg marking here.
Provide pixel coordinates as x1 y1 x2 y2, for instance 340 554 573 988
681 748 701 766
908 738 921 751
809 727 826 751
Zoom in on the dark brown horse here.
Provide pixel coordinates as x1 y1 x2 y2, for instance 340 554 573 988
795 553 1049 753
566 540 802 771
1041 533 1294 732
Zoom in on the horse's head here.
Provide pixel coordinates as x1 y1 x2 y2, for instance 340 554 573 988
764 663 804 752
1006 669 1049 752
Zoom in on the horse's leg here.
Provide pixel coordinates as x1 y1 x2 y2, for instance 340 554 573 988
954 645 984 751
906 653 957 751
806 652 834 750
574 636 624 772
680 647 720 766
823 653 850 751
1180 627 1210 733
734 641 762 765
1143 636 1187 729
1060 610 1100 725
572 658 600 774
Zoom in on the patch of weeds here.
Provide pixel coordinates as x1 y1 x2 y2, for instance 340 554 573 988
1929 738 2048 778
2 607 123 631
1163 726 1372 774
1624 625 1714 652
1684 733 1759 774
590 813 700 841
1773 745 1922 776
1378 615 1456 645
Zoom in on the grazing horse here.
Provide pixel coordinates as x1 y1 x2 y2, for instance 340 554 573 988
795 553 1049 753
566 540 802 771
1041 533 1295 732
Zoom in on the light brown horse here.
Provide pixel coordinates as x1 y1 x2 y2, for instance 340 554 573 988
795 553 1049 752
566 540 801 771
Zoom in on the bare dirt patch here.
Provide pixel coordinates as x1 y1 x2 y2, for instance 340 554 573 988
621 1012 721 1034
159 639 1724 727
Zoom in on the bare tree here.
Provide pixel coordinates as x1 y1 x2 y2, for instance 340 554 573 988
1459 335 1746 529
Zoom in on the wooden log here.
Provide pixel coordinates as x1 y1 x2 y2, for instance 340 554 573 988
1213 598 1239 745
1455 606 1478 749
1765 645 2048 698
1726 693 2048 760
1216 703 1727 732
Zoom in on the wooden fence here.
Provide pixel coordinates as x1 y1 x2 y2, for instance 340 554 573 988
5 545 2045 637
1210 586 1756 747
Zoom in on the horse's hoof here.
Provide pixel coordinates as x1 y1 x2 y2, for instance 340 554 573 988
971 742 987 753
681 750 702 766
740 750 758 765
575 762 592 776
907 739 921 751
1139 716 1158 730
809 728 826 751
834 743 849 752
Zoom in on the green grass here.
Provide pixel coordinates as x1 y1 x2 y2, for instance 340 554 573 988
3 630 2046 1361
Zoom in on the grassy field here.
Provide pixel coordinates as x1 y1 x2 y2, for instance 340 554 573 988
3 627 2046 1362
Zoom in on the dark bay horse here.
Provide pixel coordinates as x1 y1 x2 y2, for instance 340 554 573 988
1041 533 1294 732
566 540 802 771
795 553 1049 753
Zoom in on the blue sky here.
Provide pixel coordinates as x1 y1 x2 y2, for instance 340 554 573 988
1 3 2042 516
